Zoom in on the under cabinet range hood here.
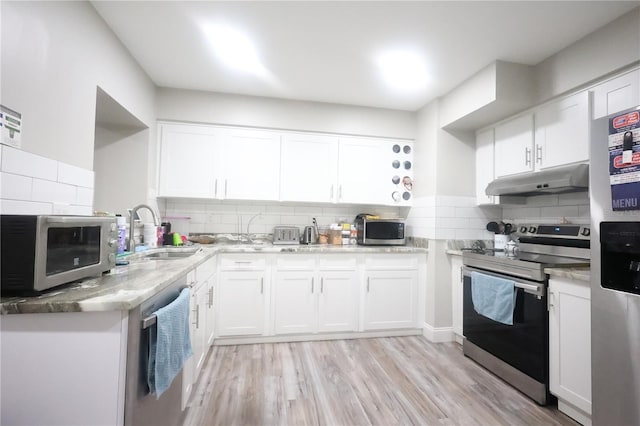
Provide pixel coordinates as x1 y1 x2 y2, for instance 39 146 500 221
486 163 589 196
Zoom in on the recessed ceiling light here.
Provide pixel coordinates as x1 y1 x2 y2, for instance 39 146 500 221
201 23 264 74
376 50 430 91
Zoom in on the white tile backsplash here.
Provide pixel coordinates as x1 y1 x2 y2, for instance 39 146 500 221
502 191 590 225
1 172 32 201
0 146 95 215
1 145 58 181
57 162 95 188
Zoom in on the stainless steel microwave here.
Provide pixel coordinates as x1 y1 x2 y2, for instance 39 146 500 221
1 215 118 294
355 218 406 246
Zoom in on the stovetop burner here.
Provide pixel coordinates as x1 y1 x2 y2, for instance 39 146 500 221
463 223 591 281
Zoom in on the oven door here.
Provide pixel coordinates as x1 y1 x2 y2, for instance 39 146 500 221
462 266 549 385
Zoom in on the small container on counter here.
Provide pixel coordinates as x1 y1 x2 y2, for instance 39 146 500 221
318 227 329 244
329 224 343 245
116 215 127 254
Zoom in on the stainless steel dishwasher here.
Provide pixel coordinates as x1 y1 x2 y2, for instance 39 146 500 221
123 275 188 426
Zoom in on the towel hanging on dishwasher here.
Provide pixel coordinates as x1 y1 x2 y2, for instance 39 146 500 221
147 287 193 398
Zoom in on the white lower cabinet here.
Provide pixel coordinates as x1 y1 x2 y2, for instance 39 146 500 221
273 270 316 334
450 254 463 340
363 270 417 330
216 270 266 336
272 255 358 335
549 276 592 425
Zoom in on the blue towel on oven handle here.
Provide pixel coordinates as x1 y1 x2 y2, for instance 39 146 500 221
470 271 516 326
147 287 193 399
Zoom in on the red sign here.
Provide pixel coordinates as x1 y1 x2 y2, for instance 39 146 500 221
613 152 640 168
612 111 640 129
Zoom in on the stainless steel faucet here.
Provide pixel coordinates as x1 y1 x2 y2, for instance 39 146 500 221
128 204 160 252
245 212 262 243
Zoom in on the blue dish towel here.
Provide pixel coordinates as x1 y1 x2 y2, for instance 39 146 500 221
471 271 516 325
147 288 193 399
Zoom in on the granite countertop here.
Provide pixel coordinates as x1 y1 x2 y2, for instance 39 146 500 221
0 243 427 315
544 267 591 282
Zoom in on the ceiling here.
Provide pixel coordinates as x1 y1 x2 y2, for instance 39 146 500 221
92 1 639 111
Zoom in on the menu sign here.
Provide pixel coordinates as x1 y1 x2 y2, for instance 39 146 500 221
609 109 640 211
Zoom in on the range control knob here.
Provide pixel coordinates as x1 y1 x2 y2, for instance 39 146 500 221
528 226 537 233
581 227 591 237
519 226 528 233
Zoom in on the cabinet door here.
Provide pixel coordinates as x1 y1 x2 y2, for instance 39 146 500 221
494 114 534 177
280 133 339 203
204 275 215 347
535 91 589 170
272 272 316 335
338 137 401 205
221 128 281 201
158 124 221 198
549 277 592 415
475 128 495 205
363 270 418 330
317 271 358 333
193 282 208 379
450 256 464 338
216 271 265 336
592 69 640 119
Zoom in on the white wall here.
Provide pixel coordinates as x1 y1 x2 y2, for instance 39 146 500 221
534 6 640 102
1 1 156 170
156 88 416 140
93 126 150 216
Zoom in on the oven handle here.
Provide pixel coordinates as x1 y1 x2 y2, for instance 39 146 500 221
462 266 545 297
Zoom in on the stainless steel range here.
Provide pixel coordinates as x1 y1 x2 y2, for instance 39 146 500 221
462 224 590 405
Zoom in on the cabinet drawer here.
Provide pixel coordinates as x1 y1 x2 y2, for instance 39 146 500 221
219 255 267 271
365 254 418 270
275 255 316 271
318 255 357 271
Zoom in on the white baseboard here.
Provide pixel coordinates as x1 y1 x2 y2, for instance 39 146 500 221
422 322 455 343
213 328 422 346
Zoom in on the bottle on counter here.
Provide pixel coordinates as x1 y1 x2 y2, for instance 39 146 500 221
116 215 127 254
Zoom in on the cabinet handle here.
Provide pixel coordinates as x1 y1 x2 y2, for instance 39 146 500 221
460 266 463 283
367 277 370 292
311 277 314 293
321 277 324 293
193 305 200 329
208 287 213 307
525 147 531 166
260 277 264 294
330 185 334 200
234 261 252 264
535 145 543 164
224 179 228 197
214 178 218 197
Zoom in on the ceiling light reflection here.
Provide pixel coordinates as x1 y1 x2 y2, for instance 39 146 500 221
377 50 430 91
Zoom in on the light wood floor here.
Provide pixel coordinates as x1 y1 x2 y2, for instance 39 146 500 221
183 336 577 426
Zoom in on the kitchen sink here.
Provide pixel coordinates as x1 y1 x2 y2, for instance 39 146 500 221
139 247 201 260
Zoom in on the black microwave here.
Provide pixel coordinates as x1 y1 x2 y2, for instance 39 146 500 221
1 215 117 294
355 217 406 246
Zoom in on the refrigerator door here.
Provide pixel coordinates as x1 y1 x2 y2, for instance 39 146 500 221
590 106 640 426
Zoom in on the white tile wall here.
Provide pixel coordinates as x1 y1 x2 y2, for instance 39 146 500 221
502 191 590 225
0 145 95 215
161 199 404 236
406 195 502 240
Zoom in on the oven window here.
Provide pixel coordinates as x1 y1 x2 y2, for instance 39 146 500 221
366 223 404 239
46 226 101 275
463 276 548 382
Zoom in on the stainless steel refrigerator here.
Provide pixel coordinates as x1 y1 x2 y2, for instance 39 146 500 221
590 105 640 426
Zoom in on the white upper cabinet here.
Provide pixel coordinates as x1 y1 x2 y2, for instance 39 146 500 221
280 133 339 203
220 128 281 201
592 68 640 119
338 137 413 205
534 91 590 170
475 128 496 205
494 113 535 178
158 123 222 198
157 122 413 205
